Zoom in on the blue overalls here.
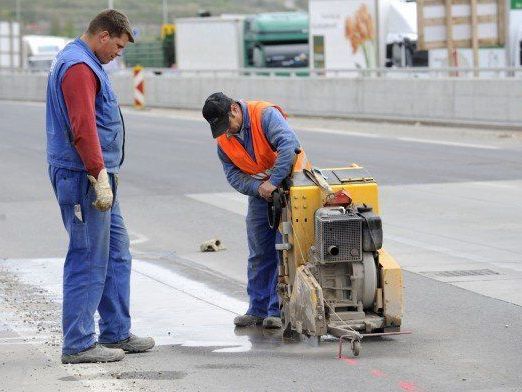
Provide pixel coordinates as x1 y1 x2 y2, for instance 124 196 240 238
46 38 131 354
217 102 300 318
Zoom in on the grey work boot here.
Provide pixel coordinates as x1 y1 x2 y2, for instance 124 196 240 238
61 344 125 364
233 314 264 327
263 316 282 329
101 334 155 353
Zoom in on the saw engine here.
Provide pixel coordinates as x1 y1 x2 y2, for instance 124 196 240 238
311 205 381 323
272 151 404 356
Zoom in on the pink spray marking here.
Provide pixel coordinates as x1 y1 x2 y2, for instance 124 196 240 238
370 369 386 378
339 355 358 365
398 381 419 392
337 357 420 392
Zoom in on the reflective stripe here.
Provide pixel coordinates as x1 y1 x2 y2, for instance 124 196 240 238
251 169 272 180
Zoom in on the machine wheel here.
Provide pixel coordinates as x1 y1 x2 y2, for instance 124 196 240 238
362 253 378 309
352 340 362 357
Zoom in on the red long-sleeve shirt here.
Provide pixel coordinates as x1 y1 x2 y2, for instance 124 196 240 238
61 63 104 177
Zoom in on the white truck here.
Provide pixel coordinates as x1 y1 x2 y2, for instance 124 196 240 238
22 35 71 71
1 24 70 71
175 16 245 71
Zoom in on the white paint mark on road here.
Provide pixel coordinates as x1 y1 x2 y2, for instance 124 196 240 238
132 259 246 315
186 192 248 217
467 181 522 189
298 127 500 150
297 127 380 139
180 340 252 353
396 136 500 150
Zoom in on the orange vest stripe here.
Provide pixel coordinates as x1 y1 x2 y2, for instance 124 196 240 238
217 101 287 176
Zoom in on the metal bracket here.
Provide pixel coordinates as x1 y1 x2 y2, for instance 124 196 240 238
338 334 362 358
338 330 413 358
276 243 292 251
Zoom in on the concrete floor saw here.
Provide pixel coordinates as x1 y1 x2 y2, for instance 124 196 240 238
269 150 407 357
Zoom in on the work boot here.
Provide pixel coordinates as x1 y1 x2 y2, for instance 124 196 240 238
233 314 264 327
263 316 282 329
101 334 155 353
61 343 125 364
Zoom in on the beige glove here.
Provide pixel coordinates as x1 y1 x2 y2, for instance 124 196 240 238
200 239 226 252
87 168 113 212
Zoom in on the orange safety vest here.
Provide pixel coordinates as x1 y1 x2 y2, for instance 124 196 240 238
217 101 288 180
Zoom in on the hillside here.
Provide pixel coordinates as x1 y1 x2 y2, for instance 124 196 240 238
0 0 308 37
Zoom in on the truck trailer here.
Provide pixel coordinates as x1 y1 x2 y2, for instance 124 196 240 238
175 12 309 71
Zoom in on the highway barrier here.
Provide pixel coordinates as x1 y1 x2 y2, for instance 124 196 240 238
0 70 520 128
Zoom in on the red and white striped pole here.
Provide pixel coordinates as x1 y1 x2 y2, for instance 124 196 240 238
133 65 145 109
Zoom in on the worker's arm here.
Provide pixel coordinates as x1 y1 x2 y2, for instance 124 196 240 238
262 107 301 187
61 63 104 178
62 63 113 211
217 146 262 197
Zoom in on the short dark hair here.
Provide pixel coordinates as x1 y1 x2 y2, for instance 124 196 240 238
87 9 134 43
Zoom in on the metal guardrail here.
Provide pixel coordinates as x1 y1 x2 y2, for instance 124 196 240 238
136 66 522 79
3 66 522 78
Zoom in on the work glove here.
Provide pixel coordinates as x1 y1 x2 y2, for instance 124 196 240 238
87 168 113 212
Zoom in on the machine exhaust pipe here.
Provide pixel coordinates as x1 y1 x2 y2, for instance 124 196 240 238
328 245 339 256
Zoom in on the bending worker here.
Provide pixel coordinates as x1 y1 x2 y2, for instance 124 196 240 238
202 92 300 329
46 9 154 364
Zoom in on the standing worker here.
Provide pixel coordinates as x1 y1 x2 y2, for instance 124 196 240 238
46 9 154 364
202 92 300 329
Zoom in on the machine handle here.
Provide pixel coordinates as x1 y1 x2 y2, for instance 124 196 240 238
292 147 312 173
267 188 285 230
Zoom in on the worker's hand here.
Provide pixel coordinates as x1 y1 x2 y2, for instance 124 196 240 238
259 180 277 201
87 168 113 212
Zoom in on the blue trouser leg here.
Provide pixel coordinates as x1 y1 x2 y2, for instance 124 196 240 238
49 166 131 354
245 196 281 318
97 198 132 343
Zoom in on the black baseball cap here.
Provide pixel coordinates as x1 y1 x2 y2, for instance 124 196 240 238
202 92 233 138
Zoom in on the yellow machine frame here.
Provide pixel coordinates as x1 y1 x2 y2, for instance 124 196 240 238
279 159 404 333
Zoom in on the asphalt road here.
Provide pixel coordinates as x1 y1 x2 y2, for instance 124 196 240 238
1 101 521 392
